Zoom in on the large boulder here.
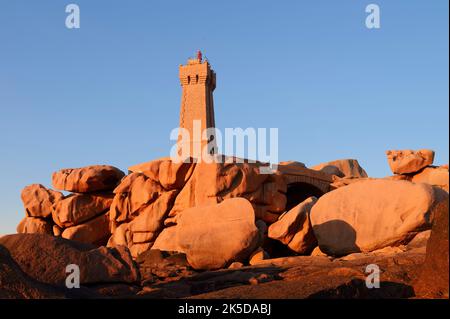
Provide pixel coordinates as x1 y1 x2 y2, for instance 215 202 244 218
107 190 179 258
136 249 192 284
52 193 113 228
152 225 180 252
128 190 178 235
278 161 306 168
248 247 270 265
414 189 449 298
310 179 446 256
311 159 368 178
61 213 110 245
107 156 286 259
0 245 65 298
153 198 260 270
0 234 139 285
21 184 63 218
268 196 318 254
108 173 166 231
386 149 434 175
412 165 449 192
166 155 287 224
52 165 125 193
17 217 53 235
128 157 195 190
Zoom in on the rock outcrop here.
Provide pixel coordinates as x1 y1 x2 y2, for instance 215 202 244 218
412 165 449 192
384 149 447 193
128 157 195 190
61 212 110 244
166 156 287 224
17 166 123 246
17 184 63 237
153 198 260 270
268 196 317 254
108 172 168 231
0 234 139 286
105 158 192 257
278 161 306 168
8 148 448 299
17 217 53 235
386 149 434 175
0 245 66 298
52 165 125 193
310 179 447 256
248 247 270 265
21 184 63 218
311 159 368 178
414 189 449 298
107 156 287 258
52 193 113 228
108 189 178 258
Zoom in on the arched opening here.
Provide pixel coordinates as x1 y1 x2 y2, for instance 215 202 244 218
285 182 324 211
195 74 199 83
187 76 191 84
262 182 326 258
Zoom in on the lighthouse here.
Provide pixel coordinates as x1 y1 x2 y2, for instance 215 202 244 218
177 51 217 160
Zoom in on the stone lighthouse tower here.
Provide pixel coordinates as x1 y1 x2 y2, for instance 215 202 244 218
177 51 217 160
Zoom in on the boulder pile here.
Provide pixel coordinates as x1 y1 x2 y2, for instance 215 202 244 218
386 149 449 192
17 165 125 245
10 149 449 298
310 179 445 256
311 158 368 178
107 156 286 259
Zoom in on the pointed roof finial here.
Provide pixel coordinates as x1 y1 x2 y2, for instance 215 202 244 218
197 50 202 62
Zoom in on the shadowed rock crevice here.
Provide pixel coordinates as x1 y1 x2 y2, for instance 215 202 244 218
414 192 449 298
0 234 140 286
285 182 324 211
307 279 415 299
312 220 360 257
137 266 284 299
0 245 100 298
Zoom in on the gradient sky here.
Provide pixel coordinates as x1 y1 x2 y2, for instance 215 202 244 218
0 0 448 234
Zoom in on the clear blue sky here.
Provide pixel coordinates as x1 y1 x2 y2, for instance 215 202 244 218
0 0 448 234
